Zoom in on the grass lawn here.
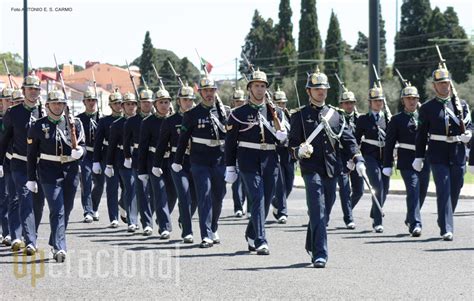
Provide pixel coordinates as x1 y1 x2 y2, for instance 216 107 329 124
294 165 474 184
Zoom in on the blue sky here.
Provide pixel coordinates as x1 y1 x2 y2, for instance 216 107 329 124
1 0 472 79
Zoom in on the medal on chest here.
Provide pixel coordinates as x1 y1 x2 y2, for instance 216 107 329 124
42 124 51 139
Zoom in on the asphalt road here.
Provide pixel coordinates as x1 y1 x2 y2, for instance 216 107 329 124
1 187 473 299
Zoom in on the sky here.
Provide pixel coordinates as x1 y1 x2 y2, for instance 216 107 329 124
1 0 472 80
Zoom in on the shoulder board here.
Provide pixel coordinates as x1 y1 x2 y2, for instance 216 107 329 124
289 105 305 114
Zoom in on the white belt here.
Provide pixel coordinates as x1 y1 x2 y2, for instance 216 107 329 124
191 137 224 147
103 140 109 146
238 141 276 151
397 143 416 151
86 146 94 152
6 153 13 160
149 146 156 153
40 153 77 163
170 147 190 155
133 143 139 149
362 138 385 147
117 145 123 150
12 153 27 162
430 134 462 143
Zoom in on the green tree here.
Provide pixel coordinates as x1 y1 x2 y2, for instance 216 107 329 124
297 0 322 100
0 52 23 77
379 2 387 76
139 31 156 87
394 0 432 100
274 0 296 80
351 32 368 63
323 11 344 106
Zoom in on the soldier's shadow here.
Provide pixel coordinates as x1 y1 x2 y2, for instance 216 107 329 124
424 247 474 252
364 237 441 244
226 262 311 271
453 211 474 217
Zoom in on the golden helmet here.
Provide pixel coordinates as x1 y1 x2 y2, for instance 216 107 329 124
232 87 246 101
247 68 269 89
199 75 217 90
401 83 419 98
154 88 171 100
306 66 330 89
12 89 25 101
339 91 357 103
83 89 97 100
23 71 41 89
368 83 385 100
432 64 450 82
123 92 137 103
178 83 195 99
0 87 14 98
109 89 123 103
273 86 287 102
47 88 66 103
140 88 154 102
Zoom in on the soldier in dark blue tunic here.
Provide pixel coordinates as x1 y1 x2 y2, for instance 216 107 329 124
383 84 430 236
76 89 102 223
336 90 364 229
289 67 365 268
27 89 85 262
0 73 45 255
105 92 138 232
153 84 196 243
413 65 472 241
229 87 248 218
92 89 124 228
272 87 295 224
173 75 229 248
354 84 390 233
225 69 288 255
124 88 154 236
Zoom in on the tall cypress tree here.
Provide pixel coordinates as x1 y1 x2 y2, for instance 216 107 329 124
139 31 156 87
379 2 387 76
275 0 296 79
394 0 432 100
297 0 322 100
324 10 344 106
351 32 369 64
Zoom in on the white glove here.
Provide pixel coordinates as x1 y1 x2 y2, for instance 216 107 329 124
104 165 114 178
412 158 424 172
26 181 38 193
152 167 163 177
92 162 102 174
138 174 149 183
71 147 84 159
123 158 132 169
468 165 474 175
346 160 355 171
171 163 182 172
297 143 313 159
382 167 393 177
0 165 3 178
225 166 238 184
356 162 367 177
460 130 472 143
275 130 288 142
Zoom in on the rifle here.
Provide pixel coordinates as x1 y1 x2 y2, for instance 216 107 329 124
394 68 408 88
166 60 184 87
92 70 101 116
195 49 226 120
3 59 15 88
372 64 392 120
293 80 307 140
241 52 282 131
152 63 167 89
125 60 139 100
54 54 77 149
435 44 465 133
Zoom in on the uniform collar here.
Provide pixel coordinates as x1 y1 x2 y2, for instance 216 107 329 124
48 115 64 125
248 101 264 111
85 111 97 117
140 112 151 118
436 96 450 105
23 103 37 112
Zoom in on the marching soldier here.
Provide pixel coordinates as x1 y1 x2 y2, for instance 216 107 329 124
92 89 124 228
139 87 176 239
272 86 295 224
289 67 365 267
124 88 154 236
77 89 102 223
413 64 472 241
173 74 229 248
383 84 430 236
336 90 363 229
229 87 248 218
354 83 389 233
27 89 85 262
225 69 288 255
0 72 45 254
153 84 196 243
105 92 138 232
